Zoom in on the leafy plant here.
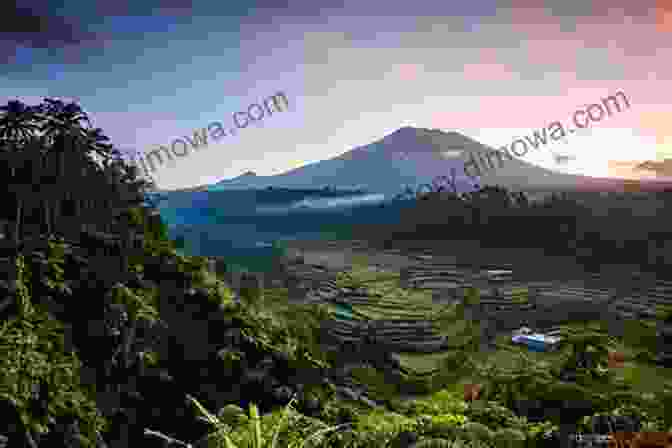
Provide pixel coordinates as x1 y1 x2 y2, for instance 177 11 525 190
492 428 525 448
424 413 468 439
139 350 160 367
217 404 250 427
41 237 70 295
464 402 521 432
187 394 351 448
413 438 458 448
461 422 493 445
0 309 108 446
106 283 161 326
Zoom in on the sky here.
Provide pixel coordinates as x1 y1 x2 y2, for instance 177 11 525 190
1 0 671 190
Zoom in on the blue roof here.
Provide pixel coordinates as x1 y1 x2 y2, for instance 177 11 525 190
512 333 562 345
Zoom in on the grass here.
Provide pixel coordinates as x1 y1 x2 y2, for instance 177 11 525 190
612 361 672 395
397 351 468 376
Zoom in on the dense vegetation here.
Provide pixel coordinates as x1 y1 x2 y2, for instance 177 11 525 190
1 98 671 448
357 183 672 277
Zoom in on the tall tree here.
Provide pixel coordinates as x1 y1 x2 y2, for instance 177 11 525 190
0 101 43 242
38 99 92 235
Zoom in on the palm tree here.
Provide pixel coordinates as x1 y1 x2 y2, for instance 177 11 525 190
0 100 41 142
37 99 94 235
23 135 53 235
1 96 159 259
84 127 116 164
0 100 44 243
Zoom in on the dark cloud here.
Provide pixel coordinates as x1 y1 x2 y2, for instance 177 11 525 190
0 2 99 49
92 0 196 17
0 0 201 75
0 1 110 69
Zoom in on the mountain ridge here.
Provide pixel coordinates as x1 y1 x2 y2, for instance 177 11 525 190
166 127 672 194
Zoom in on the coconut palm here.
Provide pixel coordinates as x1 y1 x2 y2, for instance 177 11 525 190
83 127 116 165
0 100 42 142
0 101 45 242
0 97 158 251
36 99 96 236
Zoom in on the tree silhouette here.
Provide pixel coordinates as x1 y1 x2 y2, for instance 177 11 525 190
0 97 157 245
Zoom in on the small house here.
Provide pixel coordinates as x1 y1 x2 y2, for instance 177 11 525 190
511 329 563 352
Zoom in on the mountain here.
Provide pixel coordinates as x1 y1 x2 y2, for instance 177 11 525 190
226 170 257 181
170 127 672 194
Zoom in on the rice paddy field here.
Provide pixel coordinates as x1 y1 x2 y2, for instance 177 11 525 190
250 254 672 404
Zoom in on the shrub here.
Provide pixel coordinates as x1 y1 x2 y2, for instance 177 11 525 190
353 408 421 447
464 401 521 432
424 413 468 439
189 395 352 448
217 404 249 427
461 422 493 445
413 438 455 448
492 428 526 448
519 421 558 443
0 310 108 446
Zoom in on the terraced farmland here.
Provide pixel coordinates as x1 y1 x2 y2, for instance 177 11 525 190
268 242 672 410
315 264 483 362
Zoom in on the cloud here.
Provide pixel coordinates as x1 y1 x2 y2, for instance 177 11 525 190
0 3 98 50
0 0 198 73
0 2 111 70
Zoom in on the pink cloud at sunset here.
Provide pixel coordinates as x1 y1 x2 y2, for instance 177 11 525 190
397 63 422 82
4 0 672 189
656 0 672 32
462 62 516 82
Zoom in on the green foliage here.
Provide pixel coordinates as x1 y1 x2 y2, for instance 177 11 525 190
397 373 434 396
401 389 469 418
239 301 333 370
350 367 399 401
188 394 349 448
428 353 477 391
461 422 493 445
172 254 209 284
15 254 34 317
518 421 558 443
353 408 421 447
492 428 525 448
139 349 160 367
413 438 456 448
217 404 250 427
42 237 69 295
464 288 480 306
464 402 523 432
424 414 468 439
655 304 672 321
0 309 108 445
106 283 161 326
335 269 365 289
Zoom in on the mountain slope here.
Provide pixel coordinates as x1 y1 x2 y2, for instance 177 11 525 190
173 127 672 194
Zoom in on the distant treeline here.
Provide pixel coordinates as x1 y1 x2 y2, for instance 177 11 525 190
351 185 672 277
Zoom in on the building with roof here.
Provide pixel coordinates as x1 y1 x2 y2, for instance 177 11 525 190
511 329 563 352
